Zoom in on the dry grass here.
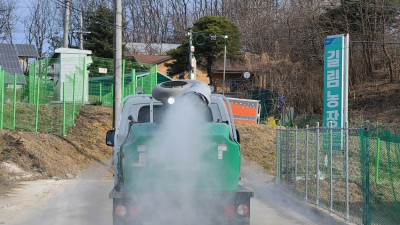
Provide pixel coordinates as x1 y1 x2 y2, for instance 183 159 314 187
235 122 277 173
0 105 114 192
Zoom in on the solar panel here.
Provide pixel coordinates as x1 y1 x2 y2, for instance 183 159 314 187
0 43 23 75
15 44 39 58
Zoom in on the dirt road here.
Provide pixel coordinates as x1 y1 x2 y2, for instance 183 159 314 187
0 159 350 225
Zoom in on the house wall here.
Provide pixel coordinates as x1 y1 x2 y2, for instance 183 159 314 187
168 63 210 84
195 64 209 84
156 59 173 76
213 72 243 92
213 72 267 92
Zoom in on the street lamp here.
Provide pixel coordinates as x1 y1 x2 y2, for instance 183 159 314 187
216 35 228 95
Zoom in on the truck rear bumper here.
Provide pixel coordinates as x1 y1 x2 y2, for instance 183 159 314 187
109 185 254 199
113 215 249 225
110 185 253 225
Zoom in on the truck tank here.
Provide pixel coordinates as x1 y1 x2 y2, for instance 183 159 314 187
120 80 240 192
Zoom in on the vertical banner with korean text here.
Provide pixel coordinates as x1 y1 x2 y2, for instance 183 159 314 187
323 34 349 150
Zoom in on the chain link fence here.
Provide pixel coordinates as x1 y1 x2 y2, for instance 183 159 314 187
87 57 159 105
360 126 400 225
276 123 400 225
0 56 160 135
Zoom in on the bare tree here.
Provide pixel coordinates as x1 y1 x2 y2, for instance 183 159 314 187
0 0 19 43
24 0 57 58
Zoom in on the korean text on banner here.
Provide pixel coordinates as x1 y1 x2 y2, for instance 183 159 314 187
323 34 348 150
323 36 343 129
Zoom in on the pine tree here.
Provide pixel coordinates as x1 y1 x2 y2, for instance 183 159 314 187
166 16 241 85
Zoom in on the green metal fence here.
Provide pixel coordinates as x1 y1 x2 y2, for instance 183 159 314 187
277 123 400 225
360 126 400 225
0 56 161 135
88 57 159 105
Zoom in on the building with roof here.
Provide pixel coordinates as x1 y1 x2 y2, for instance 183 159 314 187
0 43 39 84
125 43 270 94
125 53 211 85
211 53 269 93
51 48 92 102
125 54 172 76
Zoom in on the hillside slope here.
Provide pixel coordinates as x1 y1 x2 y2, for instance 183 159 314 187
235 123 276 173
0 105 114 193
0 104 278 194
349 76 400 124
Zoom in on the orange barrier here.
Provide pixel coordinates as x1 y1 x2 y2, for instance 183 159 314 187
225 98 260 124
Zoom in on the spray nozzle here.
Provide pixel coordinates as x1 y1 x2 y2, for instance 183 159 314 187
127 115 136 132
128 115 135 123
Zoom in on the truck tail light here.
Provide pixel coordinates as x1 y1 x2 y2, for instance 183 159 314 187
129 205 141 216
237 204 249 216
115 205 127 216
223 204 235 216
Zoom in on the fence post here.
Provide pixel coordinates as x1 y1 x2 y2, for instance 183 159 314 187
345 121 349 220
280 125 283 186
35 77 40 132
72 73 76 124
286 126 289 192
111 84 114 103
152 64 158 87
44 57 48 102
294 126 298 196
329 121 333 212
276 126 280 183
82 56 86 104
305 125 309 200
316 122 320 205
30 60 37 103
62 82 66 135
365 121 371 225
0 69 3 130
99 83 102 102
12 74 17 130
122 59 125 97
375 138 380 183
132 69 136 94
141 76 144 92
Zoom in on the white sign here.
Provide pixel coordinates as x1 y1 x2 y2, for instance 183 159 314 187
218 144 227 151
99 68 107 74
218 151 223 159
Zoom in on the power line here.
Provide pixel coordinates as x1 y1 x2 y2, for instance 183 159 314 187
192 32 400 45
50 0 185 35
23 0 400 46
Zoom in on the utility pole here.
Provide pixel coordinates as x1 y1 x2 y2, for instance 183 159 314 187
222 35 228 95
73 11 91 50
188 30 196 80
113 0 122 128
63 0 70 48
222 43 226 95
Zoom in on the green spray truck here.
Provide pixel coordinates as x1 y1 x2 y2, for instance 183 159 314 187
106 80 253 225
